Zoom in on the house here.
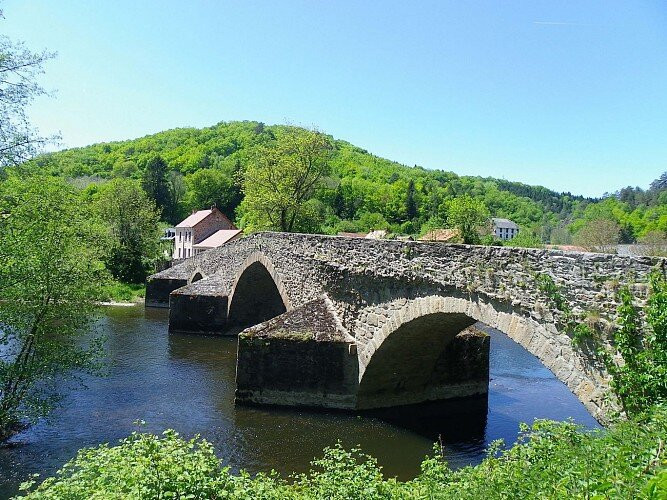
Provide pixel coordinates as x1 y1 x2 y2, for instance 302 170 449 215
418 228 460 243
173 207 239 260
492 218 519 240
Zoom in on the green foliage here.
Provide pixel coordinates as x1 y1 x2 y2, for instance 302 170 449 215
538 270 667 417
184 166 241 217
445 196 490 244
25 121 592 239
92 178 162 283
99 281 145 303
239 127 333 232
18 409 667 499
0 29 56 169
605 273 667 415
504 228 543 248
140 154 170 216
0 175 106 439
22 121 667 242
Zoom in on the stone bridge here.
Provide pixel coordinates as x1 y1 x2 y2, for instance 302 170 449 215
146 232 665 423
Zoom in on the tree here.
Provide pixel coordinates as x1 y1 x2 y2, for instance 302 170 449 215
93 178 161 283
141 154 170 217
405 179 418 221
573 218 620 253
649 171 667 192
0 175 106 439
184 168 239 217
445 196 490 244
240 128 332 232
0 29 56 170
165 170 186 224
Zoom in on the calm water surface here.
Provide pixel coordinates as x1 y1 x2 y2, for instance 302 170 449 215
0 306 600 497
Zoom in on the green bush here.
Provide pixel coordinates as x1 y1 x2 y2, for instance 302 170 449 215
18 408 667 499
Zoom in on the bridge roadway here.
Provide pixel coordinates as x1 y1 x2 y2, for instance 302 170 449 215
146 232 665 423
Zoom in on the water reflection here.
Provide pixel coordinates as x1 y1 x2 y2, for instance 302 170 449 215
0 306 600 497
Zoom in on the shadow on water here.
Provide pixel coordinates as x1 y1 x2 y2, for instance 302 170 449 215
365 395 488 448
0 307 600 497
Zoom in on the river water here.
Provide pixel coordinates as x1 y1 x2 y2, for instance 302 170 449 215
0 306 600 497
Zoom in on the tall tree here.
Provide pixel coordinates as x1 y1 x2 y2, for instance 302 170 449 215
184 168 240 217
165 170 186 224
0 26 56 170
573 218 621 253
445 196 490 244
141 154 170 217
240 128 332 232
405 179 418 221
94 178 161 283
0 175 106 439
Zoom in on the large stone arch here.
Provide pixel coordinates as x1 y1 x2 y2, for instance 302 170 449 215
227 253 292 330
356 295 608 421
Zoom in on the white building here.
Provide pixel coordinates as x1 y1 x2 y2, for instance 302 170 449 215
492 218 519 240
173 207 239 260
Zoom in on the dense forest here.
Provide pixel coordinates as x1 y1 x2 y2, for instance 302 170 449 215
25 120 667 246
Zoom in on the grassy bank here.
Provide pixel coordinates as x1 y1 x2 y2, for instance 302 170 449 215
17 407 667 499
99 281 145 304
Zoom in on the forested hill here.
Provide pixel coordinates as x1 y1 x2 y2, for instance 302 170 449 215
27 121 665 243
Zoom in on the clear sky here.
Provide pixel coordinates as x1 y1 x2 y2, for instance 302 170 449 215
3 1 667 197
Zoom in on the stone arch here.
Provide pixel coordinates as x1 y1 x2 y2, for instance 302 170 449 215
357 295 608 421
190 271 204 283
227 253 292 330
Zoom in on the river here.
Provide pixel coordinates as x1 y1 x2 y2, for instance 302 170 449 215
0 305 600 497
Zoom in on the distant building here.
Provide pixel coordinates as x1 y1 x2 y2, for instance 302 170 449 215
173 207 239 260
492 218 519 240
418 228 460 243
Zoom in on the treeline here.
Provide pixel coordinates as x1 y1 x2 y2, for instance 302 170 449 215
25 121 667 249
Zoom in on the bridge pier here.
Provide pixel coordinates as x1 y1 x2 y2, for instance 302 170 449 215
235 299 359 408
235 298 490 410
169 290 229 335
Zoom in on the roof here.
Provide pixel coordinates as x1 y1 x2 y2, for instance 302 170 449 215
176 209 215 228
492 218 519 229
338 232 368 238
193 229 242 249
418 228 459 242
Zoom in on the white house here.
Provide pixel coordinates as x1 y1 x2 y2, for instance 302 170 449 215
173 207 239 260
492 218 519 240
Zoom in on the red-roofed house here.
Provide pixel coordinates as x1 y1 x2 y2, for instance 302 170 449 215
173 207 238 260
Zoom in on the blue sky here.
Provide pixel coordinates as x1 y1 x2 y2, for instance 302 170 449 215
3 1 667 197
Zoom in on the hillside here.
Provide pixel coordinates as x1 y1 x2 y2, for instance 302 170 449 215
26 121 664 243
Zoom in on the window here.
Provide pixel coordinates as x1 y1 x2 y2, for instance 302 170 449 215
187 249 190 257
178 248 181 258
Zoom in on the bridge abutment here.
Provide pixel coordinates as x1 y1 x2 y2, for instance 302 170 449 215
146 277 188 308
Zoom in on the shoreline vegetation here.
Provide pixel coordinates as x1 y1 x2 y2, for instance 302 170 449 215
16 408 667 499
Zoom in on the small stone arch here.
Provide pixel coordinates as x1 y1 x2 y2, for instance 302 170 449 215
357 295 608 421
227 253 292 330
190 271 204 283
